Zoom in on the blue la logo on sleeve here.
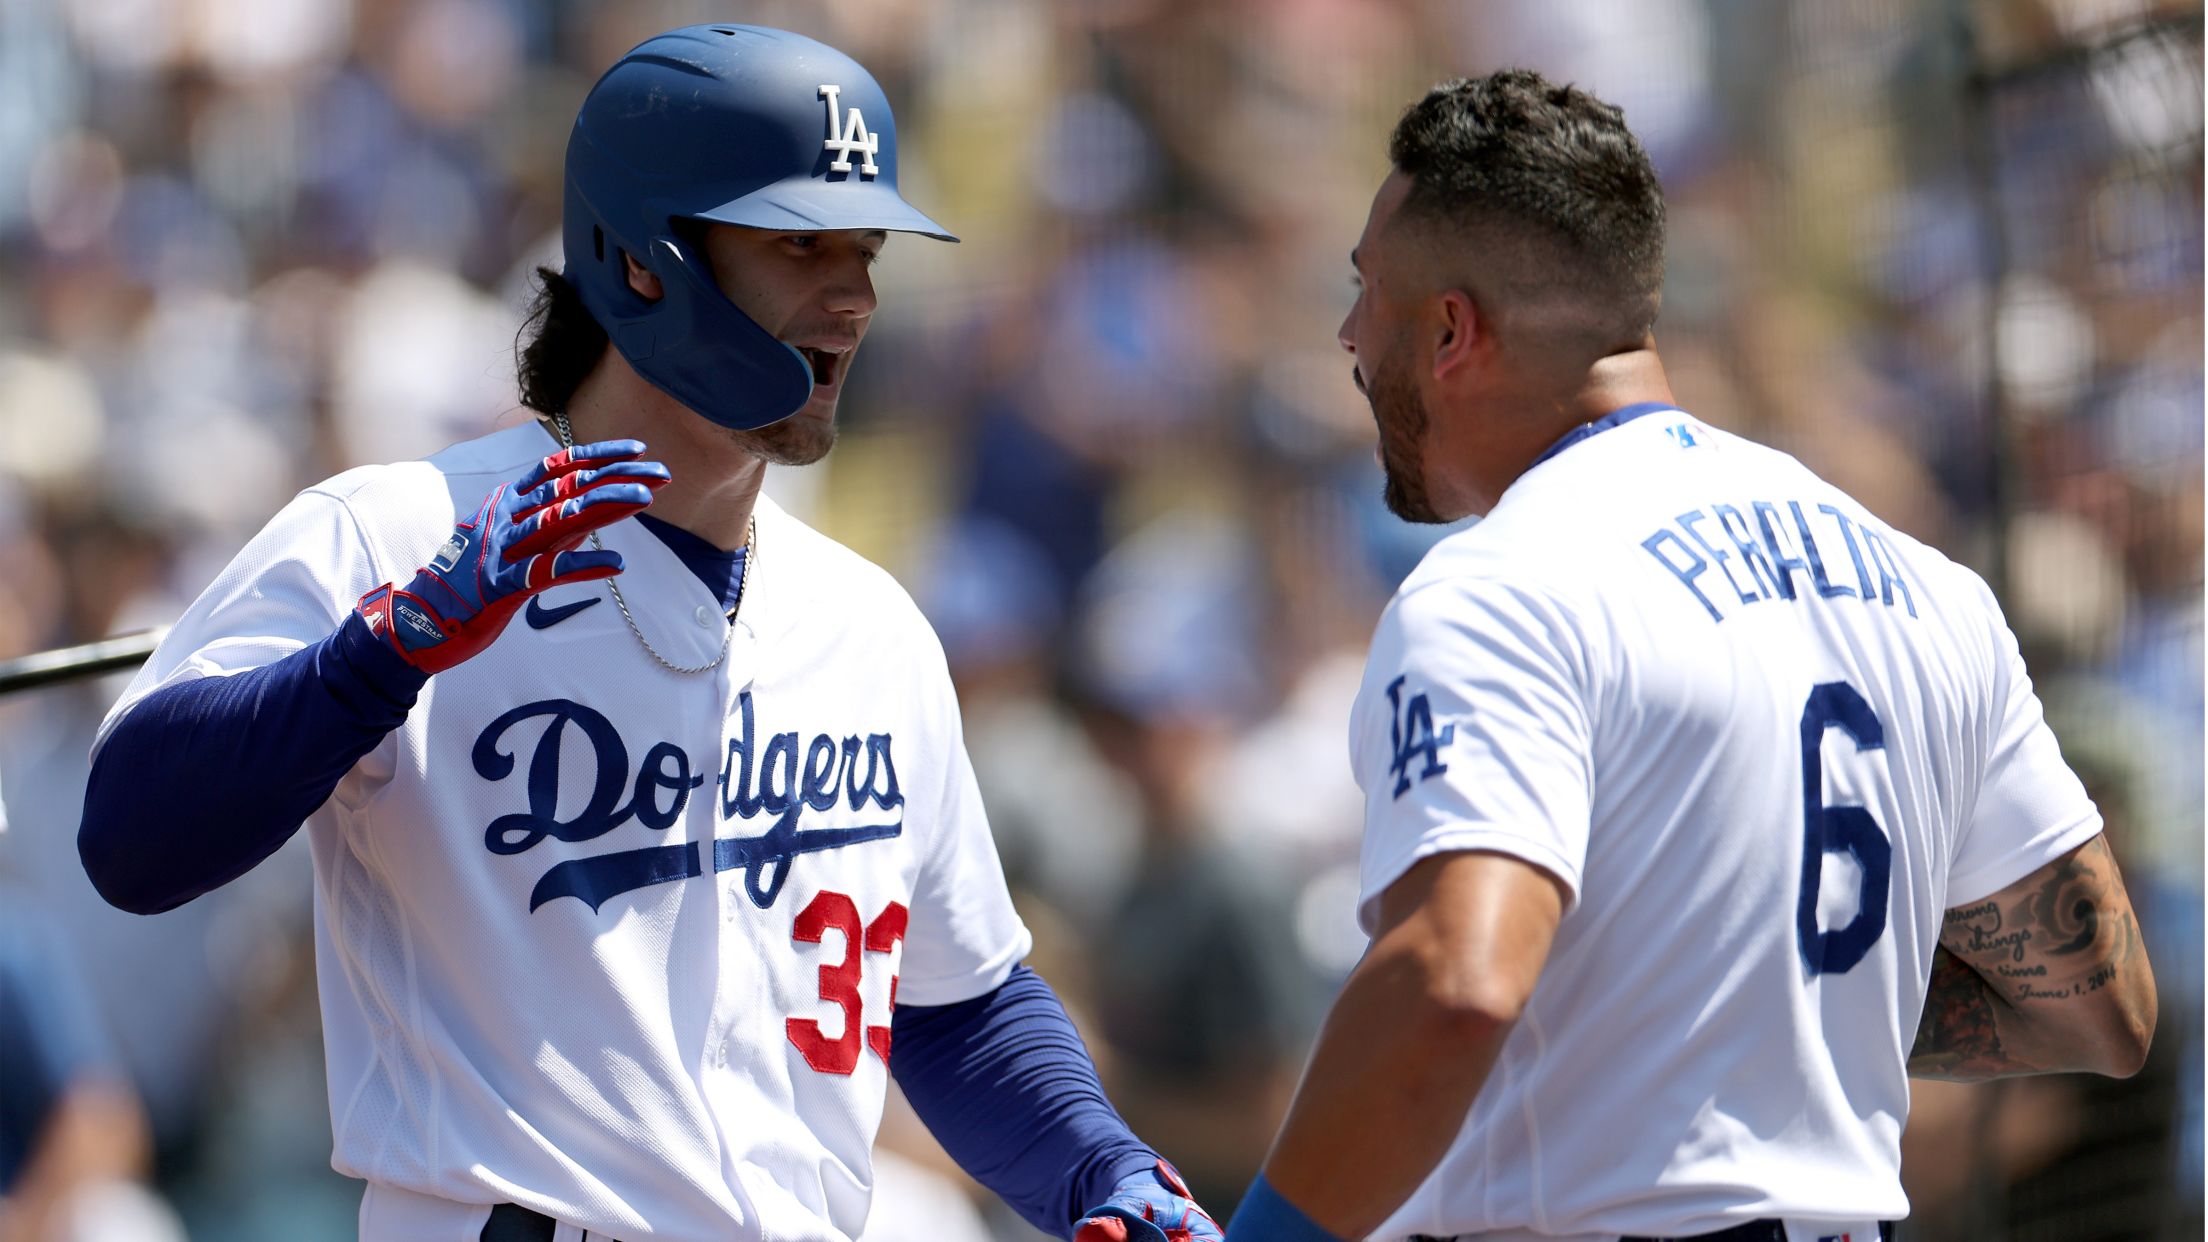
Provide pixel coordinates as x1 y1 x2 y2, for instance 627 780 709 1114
1385 674 1455 800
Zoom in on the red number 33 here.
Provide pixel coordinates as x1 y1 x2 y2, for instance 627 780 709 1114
786 891 910 1076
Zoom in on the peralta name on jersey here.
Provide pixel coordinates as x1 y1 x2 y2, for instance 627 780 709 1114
1639 498 1917 624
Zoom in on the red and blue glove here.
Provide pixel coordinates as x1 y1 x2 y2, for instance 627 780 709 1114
356 439 668 674
1074 1161 1222 1242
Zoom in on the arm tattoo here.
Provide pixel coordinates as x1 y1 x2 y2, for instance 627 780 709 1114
1909 946 2031 1080
1909 836 2148 1080
2029 838 2142 970
2006 837 2144 999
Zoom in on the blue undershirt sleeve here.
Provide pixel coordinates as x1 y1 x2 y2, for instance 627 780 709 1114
889 964 1159 1237
78 612 427 915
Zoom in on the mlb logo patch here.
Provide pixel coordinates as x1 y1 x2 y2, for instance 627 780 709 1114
1665 421 1704 449
1815 1233 1852 1242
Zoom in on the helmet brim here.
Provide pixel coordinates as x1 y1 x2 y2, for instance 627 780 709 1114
693 178 958 243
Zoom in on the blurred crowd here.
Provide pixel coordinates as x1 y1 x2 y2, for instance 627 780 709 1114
0 1 2198 1240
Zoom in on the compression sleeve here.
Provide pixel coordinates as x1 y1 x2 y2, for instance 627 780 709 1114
890 964 1159 1236
78 611 426 914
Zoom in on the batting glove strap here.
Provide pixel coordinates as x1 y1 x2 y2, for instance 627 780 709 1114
356 582 459 665
1219 1174 1343 1242
1073 1160 1222 1242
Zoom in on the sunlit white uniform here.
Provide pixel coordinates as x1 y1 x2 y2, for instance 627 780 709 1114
98 422 1032 1242
1350 408 2100 1242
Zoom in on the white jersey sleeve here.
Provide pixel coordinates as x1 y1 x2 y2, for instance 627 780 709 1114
894 637 1033 1007
1948 580 2103 904
95 483 386 753
1351 573 1593 932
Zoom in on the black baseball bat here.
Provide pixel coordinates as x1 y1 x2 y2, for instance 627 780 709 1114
0 629 167 696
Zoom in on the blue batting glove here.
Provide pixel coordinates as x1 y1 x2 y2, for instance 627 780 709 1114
356 439 667 674
1073 1160 1222 1242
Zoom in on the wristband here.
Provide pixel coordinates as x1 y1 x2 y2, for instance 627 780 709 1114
1222 1174 1344 1242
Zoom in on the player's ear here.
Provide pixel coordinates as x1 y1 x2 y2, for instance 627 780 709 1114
1429 288 1479 381
623 251 665 302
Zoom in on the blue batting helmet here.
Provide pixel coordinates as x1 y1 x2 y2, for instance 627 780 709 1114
562 24 956 431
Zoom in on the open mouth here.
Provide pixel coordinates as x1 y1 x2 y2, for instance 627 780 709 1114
797 348 841 388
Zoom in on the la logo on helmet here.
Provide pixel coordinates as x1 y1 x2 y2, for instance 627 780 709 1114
818 84 880 176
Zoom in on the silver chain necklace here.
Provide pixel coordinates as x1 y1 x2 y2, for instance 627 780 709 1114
551 412 750 676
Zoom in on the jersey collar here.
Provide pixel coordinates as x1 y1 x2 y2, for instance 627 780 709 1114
1529 402 1680 469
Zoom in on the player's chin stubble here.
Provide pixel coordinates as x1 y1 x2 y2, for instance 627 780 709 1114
1368 362 1443 524
722 410 837 466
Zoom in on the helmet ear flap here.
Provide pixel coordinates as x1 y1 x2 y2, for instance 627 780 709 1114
594 234 811 429
565 173 657 321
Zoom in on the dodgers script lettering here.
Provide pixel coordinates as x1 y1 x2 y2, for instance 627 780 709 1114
470 693 904 914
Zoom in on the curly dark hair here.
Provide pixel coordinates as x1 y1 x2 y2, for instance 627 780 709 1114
514 266 608 416
1389 70 1666 335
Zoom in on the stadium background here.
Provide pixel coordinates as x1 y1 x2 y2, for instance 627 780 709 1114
0 0 2197 1239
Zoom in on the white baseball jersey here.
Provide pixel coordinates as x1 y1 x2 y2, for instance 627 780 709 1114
96 422 1033 1242
1351 408 2101 1242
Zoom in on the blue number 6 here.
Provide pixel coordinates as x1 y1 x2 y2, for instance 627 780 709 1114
1797 682 1891 976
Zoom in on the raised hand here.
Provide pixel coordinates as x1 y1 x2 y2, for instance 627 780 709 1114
356 439 669 673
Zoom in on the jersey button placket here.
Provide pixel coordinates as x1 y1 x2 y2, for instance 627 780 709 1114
703 680 741 1089
702 652 762 1112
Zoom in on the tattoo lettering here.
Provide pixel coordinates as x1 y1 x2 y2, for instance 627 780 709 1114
1950 901 1998 921
1910 836 2151 1080
1944 900 2029 963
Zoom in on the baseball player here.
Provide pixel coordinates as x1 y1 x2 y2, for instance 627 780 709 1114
1221 73 2158 1242
78 26 1218 1242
